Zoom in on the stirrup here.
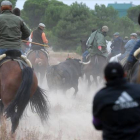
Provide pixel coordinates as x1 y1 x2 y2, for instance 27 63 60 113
0 54 6 61
21 55 32 68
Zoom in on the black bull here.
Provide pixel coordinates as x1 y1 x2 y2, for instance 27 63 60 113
46 58 82 95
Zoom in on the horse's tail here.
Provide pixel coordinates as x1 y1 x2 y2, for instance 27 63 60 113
30 86 49 123
5 67 33 131
0 100 4 122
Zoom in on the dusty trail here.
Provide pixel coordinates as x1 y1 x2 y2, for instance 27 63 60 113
0 51 103 140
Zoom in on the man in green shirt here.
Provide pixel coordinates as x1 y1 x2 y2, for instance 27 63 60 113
82 26 109 62
0 0 30 55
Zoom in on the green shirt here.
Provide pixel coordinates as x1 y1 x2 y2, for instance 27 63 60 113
0 10 30 49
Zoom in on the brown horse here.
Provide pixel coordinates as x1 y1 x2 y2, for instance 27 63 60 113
0 50 49 136
27 50 49 84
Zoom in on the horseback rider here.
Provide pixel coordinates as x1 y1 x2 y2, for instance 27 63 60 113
123 13 140 74
108 32 124 60
0 0 30 55
118 33 138 61
124 40 140 73
123 36 129 45
93 62 140 140
30 23 48 52
82 26 109 62
13 7 30 54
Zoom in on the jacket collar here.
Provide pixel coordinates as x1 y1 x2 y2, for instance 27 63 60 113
37 27 43 31
106 78 127 87
1 10 12 14
97 29 102 33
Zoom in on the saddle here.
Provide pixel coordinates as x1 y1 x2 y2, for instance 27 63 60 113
119 55 128 67
0 50 32 69
134 48 140 60
27 49 49 59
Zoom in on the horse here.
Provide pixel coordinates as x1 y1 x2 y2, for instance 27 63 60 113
81 54 108 86
0 50 49 137
80 39 109 86
27 49 49 85
126 13 140 82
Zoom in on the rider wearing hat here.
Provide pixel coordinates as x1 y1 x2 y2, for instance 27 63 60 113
108 32 124 60
93 62 140 140
30 23 48 50
82 26 109 62
0 0 30 55
124 14 140 74
123 36 129 45
118 33 138 61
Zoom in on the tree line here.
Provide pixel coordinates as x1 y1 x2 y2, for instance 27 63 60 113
1 0 140 52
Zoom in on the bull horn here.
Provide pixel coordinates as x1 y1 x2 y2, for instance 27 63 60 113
79 60 91 64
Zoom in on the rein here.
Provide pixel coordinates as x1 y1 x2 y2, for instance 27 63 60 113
22 40 49 48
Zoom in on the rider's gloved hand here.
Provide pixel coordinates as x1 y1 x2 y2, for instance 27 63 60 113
98 46 102 51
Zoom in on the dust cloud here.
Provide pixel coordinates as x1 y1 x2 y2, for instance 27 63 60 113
11 51 105 140
16 76 103 140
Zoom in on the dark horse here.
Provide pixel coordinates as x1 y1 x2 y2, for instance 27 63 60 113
27 49 49 85
0 50 49 137
80 39 87 54
82 54 108 86
80 39 108 86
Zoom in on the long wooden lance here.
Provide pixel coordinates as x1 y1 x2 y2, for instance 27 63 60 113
22 40 49 47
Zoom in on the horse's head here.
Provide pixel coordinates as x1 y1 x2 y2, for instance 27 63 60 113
27 50 49 67
35 58 43 66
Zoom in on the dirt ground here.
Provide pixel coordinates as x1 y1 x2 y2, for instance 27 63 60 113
0 50 102 140
49 50 82 65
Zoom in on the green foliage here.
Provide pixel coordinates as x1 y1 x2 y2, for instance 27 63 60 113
115 17 135 37
44 1 68 29
53 2 94 50
21 0 48 28
76 46 82 55
93 4 119 37
127 5 140 23
94 4 118 24
21 1 139 51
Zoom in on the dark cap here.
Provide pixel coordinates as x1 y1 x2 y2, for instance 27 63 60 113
104 62 124 80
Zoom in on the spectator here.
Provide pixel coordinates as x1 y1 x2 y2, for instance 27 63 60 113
93 62 140 140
